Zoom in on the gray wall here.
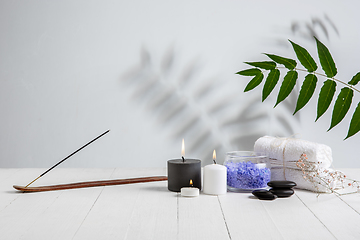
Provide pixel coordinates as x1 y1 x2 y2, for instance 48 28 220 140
1 0 359 168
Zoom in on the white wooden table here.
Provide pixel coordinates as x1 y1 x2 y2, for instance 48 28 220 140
1 168 360 240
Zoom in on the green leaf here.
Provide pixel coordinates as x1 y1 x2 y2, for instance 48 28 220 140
348 72 360 86
244 73 264 92
316 80 336 121
245 61 276 70
289 40 318 72
262 69 280 101
294 74 317 115
315 37 337 78
264 54 297 70
236 68 262 76
345 102 360 139
275 70 298 107
328 87 354 131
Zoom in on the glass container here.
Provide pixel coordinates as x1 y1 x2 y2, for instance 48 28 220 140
224 151 271 192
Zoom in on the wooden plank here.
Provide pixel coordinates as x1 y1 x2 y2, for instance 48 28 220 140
219 192 282 240
73 168 177 240
0 168 115 240
0 184 63 239
122 182 177 240
0 168 45 212
178 194 230 240
295 188 360 239
72 182 146 240
0 168 21 181
1 168 360 240
219 190 335 240
336 168 360 215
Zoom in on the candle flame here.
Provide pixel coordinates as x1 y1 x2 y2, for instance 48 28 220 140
190 179 193 186
213 150 216 161
181 139 185 157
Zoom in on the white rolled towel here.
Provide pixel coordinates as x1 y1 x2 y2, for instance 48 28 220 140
254 136 333 192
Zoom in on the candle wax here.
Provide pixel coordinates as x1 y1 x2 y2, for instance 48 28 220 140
181 187 199 197
167 159 201 192
203 163 227 195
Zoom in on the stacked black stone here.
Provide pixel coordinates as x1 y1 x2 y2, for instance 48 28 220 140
252 189 277 200
268 181 296 198
252 181 296 200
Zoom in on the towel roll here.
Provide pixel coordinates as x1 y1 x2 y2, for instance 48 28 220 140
254 136 333 192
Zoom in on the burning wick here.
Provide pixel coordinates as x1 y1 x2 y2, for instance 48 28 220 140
213 150 217 164
181 138 185 162
190 179 193 187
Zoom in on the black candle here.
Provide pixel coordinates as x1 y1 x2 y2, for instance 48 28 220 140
167 139 201 192
167 158 201 192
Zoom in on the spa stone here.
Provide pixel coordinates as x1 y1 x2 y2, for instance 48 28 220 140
252 189 277 200
269 188 294 198
267 181 296 188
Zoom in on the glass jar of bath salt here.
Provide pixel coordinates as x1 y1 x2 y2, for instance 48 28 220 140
224 151 271 192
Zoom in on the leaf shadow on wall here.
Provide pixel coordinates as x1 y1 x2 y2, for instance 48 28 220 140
120 46 300 165
275 14 339 48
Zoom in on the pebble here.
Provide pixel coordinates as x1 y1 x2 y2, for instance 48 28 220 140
266 180 296 198
269 188 294 198
252 189 277 200
267 181 296 188
252 181 297 200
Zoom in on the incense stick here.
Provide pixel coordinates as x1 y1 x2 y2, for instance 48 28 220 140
24 129 110 188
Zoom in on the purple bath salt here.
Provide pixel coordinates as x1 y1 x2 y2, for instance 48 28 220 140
225 161 271 189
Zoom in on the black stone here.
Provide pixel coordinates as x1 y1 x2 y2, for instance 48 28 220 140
269 188 294 198
252 189 277 200
267 181 296 189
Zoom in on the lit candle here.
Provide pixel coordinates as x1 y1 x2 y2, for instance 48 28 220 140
181 179 199 197
167 139 201 192
203 150 227 195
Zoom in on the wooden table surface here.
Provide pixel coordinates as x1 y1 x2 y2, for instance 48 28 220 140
1 168 360 240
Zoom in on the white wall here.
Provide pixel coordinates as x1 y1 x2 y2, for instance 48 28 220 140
0 0 359 168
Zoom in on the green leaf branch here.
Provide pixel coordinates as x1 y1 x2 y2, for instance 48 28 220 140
236 37 360 139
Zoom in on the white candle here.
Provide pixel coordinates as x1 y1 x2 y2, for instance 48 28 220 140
203 150 227 195
181 179 199 197
181 187 199 197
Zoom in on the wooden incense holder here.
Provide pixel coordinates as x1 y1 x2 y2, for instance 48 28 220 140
13 176 168 192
